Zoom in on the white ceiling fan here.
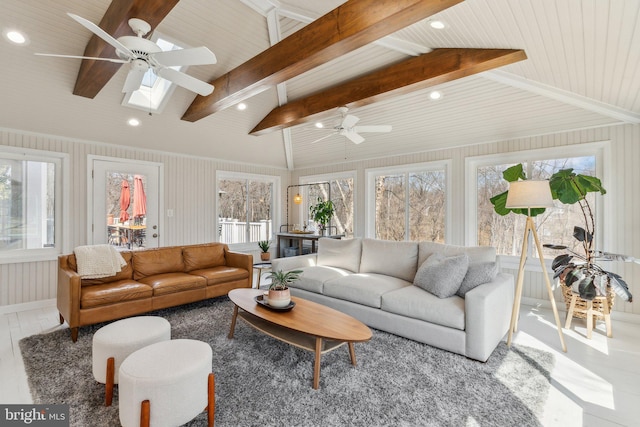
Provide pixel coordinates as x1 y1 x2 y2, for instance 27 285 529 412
35 13 216 96
312 107 392 144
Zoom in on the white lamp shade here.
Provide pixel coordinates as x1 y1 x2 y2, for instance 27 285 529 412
505 180 554 208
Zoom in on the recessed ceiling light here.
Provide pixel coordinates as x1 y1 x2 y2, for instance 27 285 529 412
237 103 247 111
315 122 324 128
429 91 442 100
128 118 140 127
429 20 446 30
4 30 28 45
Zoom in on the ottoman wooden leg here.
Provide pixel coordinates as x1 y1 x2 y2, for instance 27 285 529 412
207 373 215 427
105 357 115 406
140 400 150 427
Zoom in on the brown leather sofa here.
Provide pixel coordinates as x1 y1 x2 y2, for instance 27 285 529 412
57 242 253 341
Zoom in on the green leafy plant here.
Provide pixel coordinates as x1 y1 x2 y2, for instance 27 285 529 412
491 164 634 302
309 197 335 230
257 240 271 253
267 269 303 290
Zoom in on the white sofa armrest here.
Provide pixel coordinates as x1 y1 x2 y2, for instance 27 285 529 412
271 254 318 272
464 272 515 362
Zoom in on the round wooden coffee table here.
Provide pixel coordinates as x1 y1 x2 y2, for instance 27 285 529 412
228 288 372 389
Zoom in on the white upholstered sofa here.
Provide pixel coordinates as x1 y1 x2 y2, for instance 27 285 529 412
271 238 514 362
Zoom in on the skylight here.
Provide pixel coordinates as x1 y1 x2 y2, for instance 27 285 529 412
122 35 185 114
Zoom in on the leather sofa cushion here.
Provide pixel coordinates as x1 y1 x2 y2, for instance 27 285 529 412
316 238 362 273
190 266 248 285
359 239 419 282
133 247 184 280
183 244 226 272
138 272 206 296
81 279 152 309
68 252 134 285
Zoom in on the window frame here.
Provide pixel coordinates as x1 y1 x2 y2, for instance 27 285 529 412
0 145 70 264
365 160 451 241
465 141 610 270
215 170 280 252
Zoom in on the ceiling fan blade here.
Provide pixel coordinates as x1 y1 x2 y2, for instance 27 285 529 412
345 131 365 144
155 67 214 96
122 67 147 93
67 13 134 58
310 133 336 144
341 114 360 129
353 125 392 133
34 53 129 63
150 46 217 66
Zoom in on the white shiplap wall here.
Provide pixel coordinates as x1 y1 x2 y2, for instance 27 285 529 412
291 123 640 317
0 128 289 306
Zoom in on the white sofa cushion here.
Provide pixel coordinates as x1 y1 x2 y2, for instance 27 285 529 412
289 266 352 294
359 239 418 282
381 285 466 330
414 253 469 298
316 238 362 273
323 273 411 308
418 242 495 267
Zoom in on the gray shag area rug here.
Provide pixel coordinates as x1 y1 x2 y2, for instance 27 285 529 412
19 297 554 426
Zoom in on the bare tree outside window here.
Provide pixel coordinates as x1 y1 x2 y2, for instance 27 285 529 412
218 178 273 244
308 178 354 235
375 174 406 241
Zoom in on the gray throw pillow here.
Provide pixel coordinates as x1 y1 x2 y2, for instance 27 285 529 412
413 253 469 298
456 262 499 297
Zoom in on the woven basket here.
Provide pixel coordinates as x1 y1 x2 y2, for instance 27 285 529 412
561 282 615 319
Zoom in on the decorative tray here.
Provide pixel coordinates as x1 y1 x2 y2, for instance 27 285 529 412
290 230 315 234
255 295 295 311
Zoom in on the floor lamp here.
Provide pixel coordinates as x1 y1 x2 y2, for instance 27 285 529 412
505 180 567 352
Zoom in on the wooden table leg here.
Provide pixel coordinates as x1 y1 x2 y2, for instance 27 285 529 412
348 342 357 366
228 306 238 339
207 372 215 427
313 337 322 389
105 357 115 406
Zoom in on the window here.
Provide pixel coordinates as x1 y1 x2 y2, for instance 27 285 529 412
0 147 67 262
300 172 355 236
468 143 607 259
217 172 279 247
366 161 450 242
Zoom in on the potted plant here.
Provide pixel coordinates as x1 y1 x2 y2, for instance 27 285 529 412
266 269 302 308
258 240 271 261
491 164 634 304
309 197 335 236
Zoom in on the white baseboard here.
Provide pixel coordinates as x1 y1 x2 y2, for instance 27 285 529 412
521 296 640 325
0 298 56 315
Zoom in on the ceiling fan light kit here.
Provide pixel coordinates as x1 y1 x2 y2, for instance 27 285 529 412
35 13 217 97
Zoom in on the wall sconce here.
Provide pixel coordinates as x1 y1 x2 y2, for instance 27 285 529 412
293 193 303 205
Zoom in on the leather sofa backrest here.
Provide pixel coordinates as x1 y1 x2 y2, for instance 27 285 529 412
133 246 185 280
183 243 227 272
359 238 419 282
66 252 134 286
417 241 495 267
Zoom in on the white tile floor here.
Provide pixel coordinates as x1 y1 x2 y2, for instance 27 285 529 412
1 298 638 426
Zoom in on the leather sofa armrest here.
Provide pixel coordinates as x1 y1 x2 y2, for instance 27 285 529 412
271 254 318 272
57 256 82 330
464 272 515 362
225 250 253 287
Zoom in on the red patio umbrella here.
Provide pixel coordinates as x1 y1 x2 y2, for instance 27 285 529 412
133 175 147 219
119 180 130 223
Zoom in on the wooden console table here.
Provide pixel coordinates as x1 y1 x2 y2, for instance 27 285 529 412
275 232 342 258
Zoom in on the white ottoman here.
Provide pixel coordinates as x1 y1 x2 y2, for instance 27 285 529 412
118 339 215 427
92 316 171 406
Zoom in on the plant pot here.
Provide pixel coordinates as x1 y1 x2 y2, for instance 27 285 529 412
260 252 270 261
268 288 290 308
559 279 614 320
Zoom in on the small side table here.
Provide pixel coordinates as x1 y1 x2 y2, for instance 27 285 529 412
253 262 272 289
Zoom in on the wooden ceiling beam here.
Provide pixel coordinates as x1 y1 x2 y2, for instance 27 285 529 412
250 48 527 135
72 0 181 98
181 0 465 122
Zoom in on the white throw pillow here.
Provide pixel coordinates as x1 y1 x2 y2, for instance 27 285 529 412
413 253 469 298
316 238 362 273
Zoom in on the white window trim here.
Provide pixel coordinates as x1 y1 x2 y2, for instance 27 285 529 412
464 141 611 271
0 145 70 264
216 170 281 252
365 160 452 241
299 170 357 235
